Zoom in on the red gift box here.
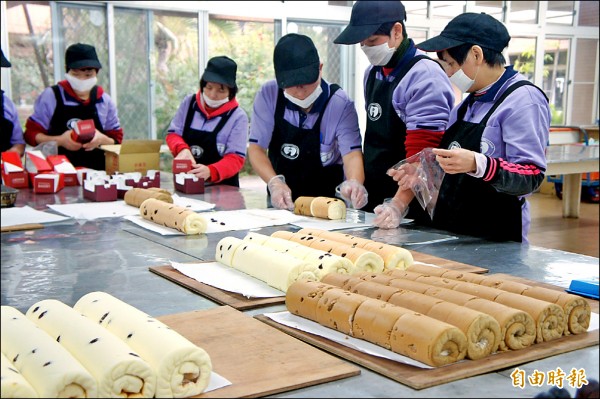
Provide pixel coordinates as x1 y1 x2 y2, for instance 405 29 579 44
25 150 53 186
47 155 79 186
172 159 193 174
33 172 65 194
70 119 96 143
83 179 118 202
1 152 29 188
174 173 204 194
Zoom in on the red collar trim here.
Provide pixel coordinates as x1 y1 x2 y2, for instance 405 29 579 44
58 80 104 105
195 90 238 119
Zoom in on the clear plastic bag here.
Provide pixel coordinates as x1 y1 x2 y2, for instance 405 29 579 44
389 147 445 220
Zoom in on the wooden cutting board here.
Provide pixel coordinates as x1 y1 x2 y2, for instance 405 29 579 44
255 274 598 390
149 251 489 310
157 306 360 398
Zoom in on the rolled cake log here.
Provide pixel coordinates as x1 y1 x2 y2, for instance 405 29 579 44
305 236 384 273
1 306 98 398
321 274 501 360
285 280 337 322
310 197 346 220
478 277 591 335
293 196 315 216
74 292 212 398
139 198 206 234
217 237 318 292
26 299 156 398
358 272 536 351
298 228 413 270
1 352 38 399
243 233 353 280
286 281 467 367
124 187 173 208
270 230 296 241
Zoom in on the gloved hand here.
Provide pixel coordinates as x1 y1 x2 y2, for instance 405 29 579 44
267 175 294 211
336 179 368 209
373 198 408 229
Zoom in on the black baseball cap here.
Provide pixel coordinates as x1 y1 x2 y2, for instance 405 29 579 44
65 43 102 71
416 13 511 53
1 49 11 68
202 56 237 88
334 1 406 45
273 33 320 89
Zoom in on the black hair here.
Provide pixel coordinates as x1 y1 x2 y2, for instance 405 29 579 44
437 43 505 67
200 79 237 100
373 21 408 40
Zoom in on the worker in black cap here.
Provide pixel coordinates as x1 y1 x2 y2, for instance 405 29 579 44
248 33 367 210
334 0 455 228
1 48 26 156
24 43 123 170
391 12 550 242
165 55 248 186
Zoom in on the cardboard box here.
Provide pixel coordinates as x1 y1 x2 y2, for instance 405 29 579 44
102 140 162 175
83 179 118 202
1 152 29 188
172 159 193 174
47 155 79 186
25 150 53 186
33 172 65 194
174 173 205 194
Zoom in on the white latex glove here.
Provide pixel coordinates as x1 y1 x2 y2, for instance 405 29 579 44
267 175 294 210
373 198 408 229
336 179 368 209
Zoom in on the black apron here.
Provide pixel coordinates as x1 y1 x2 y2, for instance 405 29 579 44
268 85 342 200
182 98 239 187
1 90 14 152
49 85 106 170
433 80 541 242
363 54 433 220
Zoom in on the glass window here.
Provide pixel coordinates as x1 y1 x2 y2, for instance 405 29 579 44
509 1 539 24
546 1 574 25
431 1 466 21
570 38 599 125
471 1 504 21
6 1 52 125
508 37 537 82
578 1 599 27
404 1 428 18
543 38 570 125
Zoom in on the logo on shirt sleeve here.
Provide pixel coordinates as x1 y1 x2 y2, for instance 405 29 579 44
367 103 383 121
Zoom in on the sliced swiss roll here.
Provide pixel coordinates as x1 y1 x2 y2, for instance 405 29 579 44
139 198 207 234
124 187 173 208
1 305 97 398
306 237 384 273
309 197 347 220
26 299 156 398
293 196 315 216
74 292 212 398
1 352 38 399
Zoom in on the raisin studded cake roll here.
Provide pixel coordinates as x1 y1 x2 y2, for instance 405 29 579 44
124 187 173 208
321 274 400 302
74 292 212 398
310 197 346 220
360 273 536 351
215 236 244 266
306 237 384 273
316 287 369 334
1 352 38 399
26 299 156 398
270 230 296 241
1 306 98 398
139 198 207 234
298 228 371 247
285 280 337 322
293 196 315 216
478 277 591 336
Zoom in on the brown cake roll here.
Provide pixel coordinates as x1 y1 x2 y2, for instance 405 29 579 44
139 198 206 234
406 263 448 277
307 237 384 273
479 277 591 336
323 274 401 302
124 187 173 208
293 196 315 216
352 298 407 349
271 230 296 240
286 280 337 322
310 197 346 220
316 287 368 334
440 270 487 284
359 273 536 351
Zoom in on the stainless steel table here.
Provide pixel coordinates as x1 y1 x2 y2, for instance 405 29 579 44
1 174 598 398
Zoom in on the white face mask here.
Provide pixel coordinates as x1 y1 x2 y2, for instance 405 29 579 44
360 42 396 66
284 84 323 109
202 92 229 108
449 61 480 93
65 74 97 92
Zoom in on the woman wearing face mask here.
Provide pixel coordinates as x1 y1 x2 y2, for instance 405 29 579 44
166 56 248 186
248 33 367 210
400 12 550 243
24 43 123 170
334 1 455 224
